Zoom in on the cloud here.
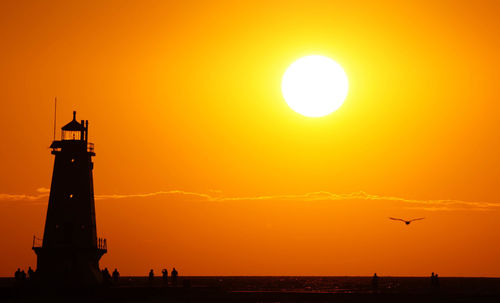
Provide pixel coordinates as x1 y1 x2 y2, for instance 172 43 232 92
92 190 500 211
95 190 212 201
0 192 49 201
1 189 499 211
36 187 50 193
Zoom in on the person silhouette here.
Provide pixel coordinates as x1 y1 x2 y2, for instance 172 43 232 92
171 268 178 286
102 267 112 285
149 269 154 283
372 273 379 291
162 269 168 285
27 267 34 280
435 273 440 288
112 268 120 283
14 268 21 282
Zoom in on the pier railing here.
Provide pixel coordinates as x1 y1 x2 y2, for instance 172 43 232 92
32 235 107 251
97 237 107 250
32 235 43 248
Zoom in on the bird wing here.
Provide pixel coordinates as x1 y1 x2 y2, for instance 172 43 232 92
389 217 406 222
409 217 425 222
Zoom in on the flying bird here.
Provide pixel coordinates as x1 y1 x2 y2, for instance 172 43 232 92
389 217 425 225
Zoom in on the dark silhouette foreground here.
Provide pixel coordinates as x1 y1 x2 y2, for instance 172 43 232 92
32 112 106 286
2 276 499 303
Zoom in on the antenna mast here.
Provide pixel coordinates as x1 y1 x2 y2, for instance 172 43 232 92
53 97 57 141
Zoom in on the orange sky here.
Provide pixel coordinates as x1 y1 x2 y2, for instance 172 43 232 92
1 0 500 277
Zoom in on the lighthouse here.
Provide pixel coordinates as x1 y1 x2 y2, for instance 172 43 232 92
33 111 107 286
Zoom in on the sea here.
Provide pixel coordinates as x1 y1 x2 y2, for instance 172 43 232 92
117 275 500 294
2 276 500 302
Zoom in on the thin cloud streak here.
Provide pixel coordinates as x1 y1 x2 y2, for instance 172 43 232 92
0 187 51 201
0 193 49 201
1 189 499 211
95 190 213 200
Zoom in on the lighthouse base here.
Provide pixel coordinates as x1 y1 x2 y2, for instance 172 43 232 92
33 246 107 287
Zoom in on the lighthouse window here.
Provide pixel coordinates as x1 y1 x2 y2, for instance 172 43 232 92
62 130 81 141
71 158 75 163
69 194 74 199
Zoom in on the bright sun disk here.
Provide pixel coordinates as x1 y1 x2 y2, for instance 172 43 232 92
281 55 348 117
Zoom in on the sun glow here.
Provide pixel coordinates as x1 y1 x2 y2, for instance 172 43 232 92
281 55 349 117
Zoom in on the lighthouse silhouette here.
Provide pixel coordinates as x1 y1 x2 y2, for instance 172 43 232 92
33 111 107 286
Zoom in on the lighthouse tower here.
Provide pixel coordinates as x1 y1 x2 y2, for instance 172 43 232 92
33 111 106 286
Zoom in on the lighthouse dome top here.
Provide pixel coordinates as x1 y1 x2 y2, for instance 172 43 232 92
62 111 85 131
49 110 93 155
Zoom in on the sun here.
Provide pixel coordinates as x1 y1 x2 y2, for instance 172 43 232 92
281 55 349 117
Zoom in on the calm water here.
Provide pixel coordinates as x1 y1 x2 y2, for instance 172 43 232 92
2 276 500 295
114 276 500 294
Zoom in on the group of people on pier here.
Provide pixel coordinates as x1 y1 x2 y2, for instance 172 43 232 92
430 272 440 289
100 267 180 286
101 267 120 284
14 267 35 284
371 272 441 292
149 267 179 285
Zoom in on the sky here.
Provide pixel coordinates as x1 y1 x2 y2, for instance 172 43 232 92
1 0 500 277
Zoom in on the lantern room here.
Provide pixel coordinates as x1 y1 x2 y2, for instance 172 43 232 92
61 111 88 141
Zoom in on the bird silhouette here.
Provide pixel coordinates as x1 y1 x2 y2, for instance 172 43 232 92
389 217 425 225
